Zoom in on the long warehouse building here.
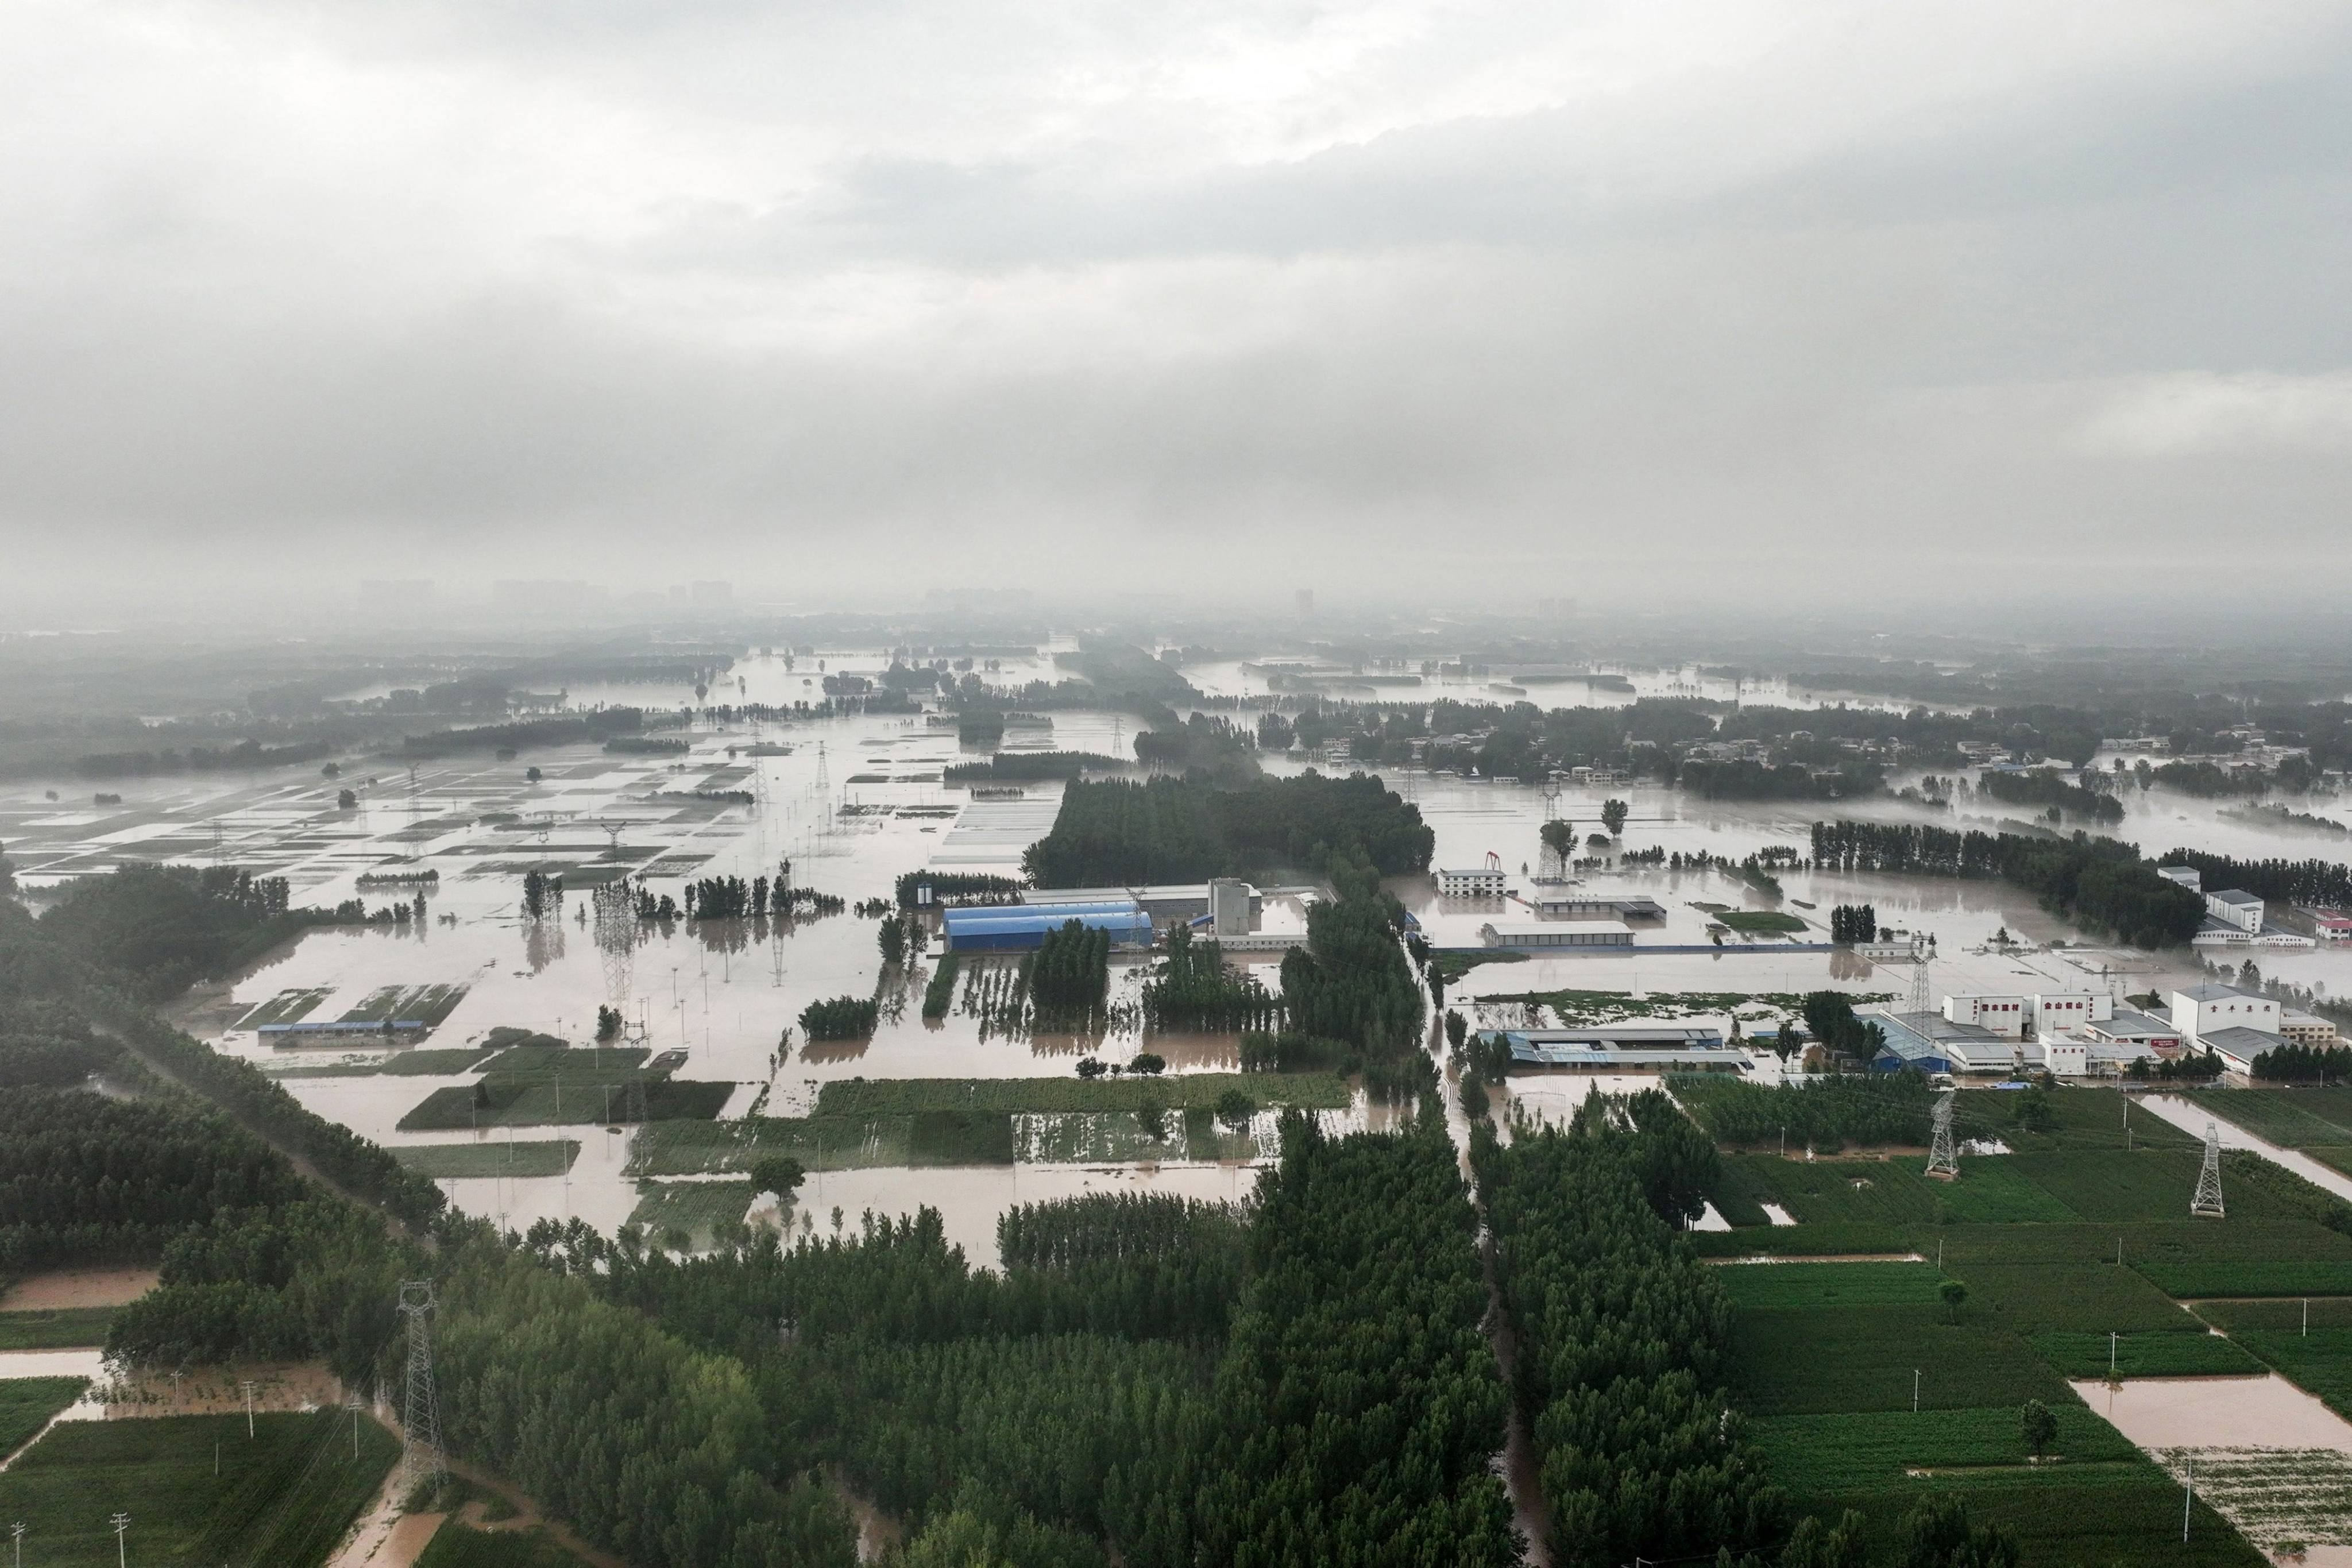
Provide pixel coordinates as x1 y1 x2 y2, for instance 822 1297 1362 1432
941 899 1156 952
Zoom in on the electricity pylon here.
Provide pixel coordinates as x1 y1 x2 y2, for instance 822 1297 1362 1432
397 1281 445 1500
2192 1122 2226 1218
1926 1090 1959 1180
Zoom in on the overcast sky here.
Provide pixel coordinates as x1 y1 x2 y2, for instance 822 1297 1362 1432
6 0 2349 614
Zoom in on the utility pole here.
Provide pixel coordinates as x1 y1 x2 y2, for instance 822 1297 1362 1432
2110 1331 2117 1376
347 1393 364 1459
1913 1369 1920 1413
2184 1454 2194 1542
241 1380 256 1438
11 1521 24 1568
110 1513 128 1568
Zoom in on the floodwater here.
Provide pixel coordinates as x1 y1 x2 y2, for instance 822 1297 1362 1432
0 1267 157 1310
2076 1374 2352 1563
4 638 2347 1258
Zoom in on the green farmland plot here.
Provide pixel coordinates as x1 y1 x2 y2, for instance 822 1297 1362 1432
1956 1264 2208 1337
1752 1403 2139 1495
0 1377 87 1458
2030 1330 2262 1378
399 1079 732 1130
233 987 332 1029
0 1411 399 1567
1730 1305 2077 1415
1713 1261 1947 1310
629 1180 755 1241
1690 1221 1919 1259
1819 1476 2261 1568
392 1140 582 1179
2191 1088 2352 1149
812 1073 1349 1117
1951 1087 2199 1152
0 1309 115 1351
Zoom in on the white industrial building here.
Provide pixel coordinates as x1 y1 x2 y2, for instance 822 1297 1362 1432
1438 865 1508 897
1530 893 1667 920
2171 983 2288 1075
1943 995 2030 1037
1478 920 1634 950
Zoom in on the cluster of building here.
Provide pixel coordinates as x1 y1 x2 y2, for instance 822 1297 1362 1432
2157 865 2317 951
1867 984 2338 1079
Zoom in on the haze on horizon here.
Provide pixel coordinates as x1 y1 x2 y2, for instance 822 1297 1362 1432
3 0 2349 615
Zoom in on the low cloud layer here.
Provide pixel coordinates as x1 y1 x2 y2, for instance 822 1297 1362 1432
4 0 2349 613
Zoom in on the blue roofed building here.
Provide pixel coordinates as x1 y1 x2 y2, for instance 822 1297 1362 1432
941 899 1155 952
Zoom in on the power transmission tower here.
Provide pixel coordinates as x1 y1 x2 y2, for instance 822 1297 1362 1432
1926 1090 1959 1180
397 1281 445 1500
2193 1121 2226 1217
1909 948 1933 1017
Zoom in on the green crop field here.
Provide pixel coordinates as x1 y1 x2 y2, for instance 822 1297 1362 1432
2191 1088 2352 1149
1949 1088 2197 1152
2192 1301 2352 1421
1751 1403 2139 1494
1714 1154 1942 1225
625 1115 915 1176
0 1411 399 1567
1729 1306 2077 1415
1690 1221 1918 1259
629 1180 755 1240
1813 1477 2260 1568
1955 1264 2206 1336
2135 1258 2352 1298
1935 1216 2352 1269
379 1048 499 1075
474 1045 655 1082
393 1141 582 1179
812 1073 1348 1117
399 1079 732 1130
0 1377 87 1458
0 1308 115 1351
2030 1330 2262 1378
337 982 469 1026
418 1521 592 1567
1713 1261 1947 1309
234 987 333 1029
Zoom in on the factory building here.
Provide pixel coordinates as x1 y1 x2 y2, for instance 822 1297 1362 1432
1478 920 1635 950
943 899 1154 952
1530 894 1667 920
1438 865 1508 897
1482 1025 1743 1071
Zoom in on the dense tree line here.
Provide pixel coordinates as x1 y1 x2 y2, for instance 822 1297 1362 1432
2153 760 2269 797
945 752 1127 783
1027 920 1111 1025
1277 852 1425 1057
2161 847 2352 910
37 863 306 998
921 952 960 1018
1809 820 2204 947
1828 903 1879 943
1133 714 1260 784
1022 773 1433 888
1473 1102 1782 1567
1976 767 2123 822
1187 1115 1517 1564
1802 990 1888 1064
2249 1040 2352 1083
1669 1069 1935 1148
0 1088 306 1276
1679 759 1881 800
798 997 879 1040
894 871 1024 907
399 708 651 756
74 737 337 778
1140 924 1282 1032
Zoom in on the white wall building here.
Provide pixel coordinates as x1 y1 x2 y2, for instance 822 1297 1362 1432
1437 866 1507 897
2172 983 2280 1045
2206 889 2265 934
2031 992 2114 1035
1943 994 2029 1038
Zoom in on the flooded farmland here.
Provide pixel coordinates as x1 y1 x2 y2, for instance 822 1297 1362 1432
4 639 2345 1260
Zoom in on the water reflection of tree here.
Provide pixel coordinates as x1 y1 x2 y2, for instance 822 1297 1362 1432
1827 947 1876 982
524 917 566 974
